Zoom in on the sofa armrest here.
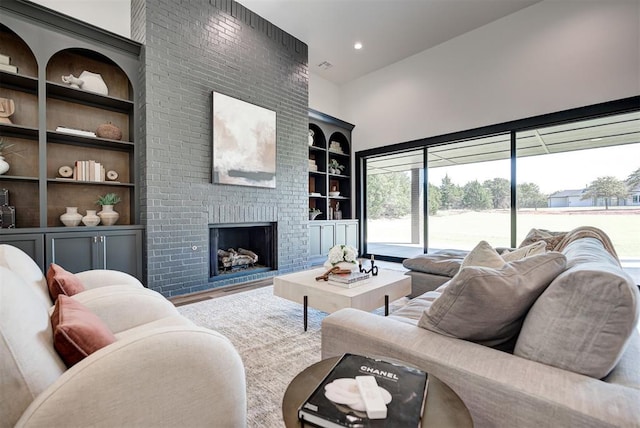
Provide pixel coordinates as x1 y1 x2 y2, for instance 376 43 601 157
17 326 247 428
322 308 640 428
75 269 143 290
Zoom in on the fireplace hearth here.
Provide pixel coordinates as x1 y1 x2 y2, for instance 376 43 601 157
209 222 277 281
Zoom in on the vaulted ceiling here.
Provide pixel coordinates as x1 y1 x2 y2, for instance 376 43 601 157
238 0 542 84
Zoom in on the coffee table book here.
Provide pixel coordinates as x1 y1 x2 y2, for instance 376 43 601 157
328 271 370 288
298 353 428 427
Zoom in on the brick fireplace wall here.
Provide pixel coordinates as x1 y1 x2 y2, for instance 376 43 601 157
132 0 309 296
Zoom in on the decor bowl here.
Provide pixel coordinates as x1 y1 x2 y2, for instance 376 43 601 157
329 191 340 197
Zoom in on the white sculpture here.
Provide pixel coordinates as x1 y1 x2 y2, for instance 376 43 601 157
61 74 84 89
61 71 108 95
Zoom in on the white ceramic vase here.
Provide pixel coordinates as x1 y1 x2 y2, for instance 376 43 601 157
0 156 9 175
98 204 119 226
60 207 82 227
82 209 101 226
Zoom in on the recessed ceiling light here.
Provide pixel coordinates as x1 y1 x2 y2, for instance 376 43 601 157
354 42 363 50
590 137 603 141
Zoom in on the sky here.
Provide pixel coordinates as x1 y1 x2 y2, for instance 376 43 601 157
428 144 640 194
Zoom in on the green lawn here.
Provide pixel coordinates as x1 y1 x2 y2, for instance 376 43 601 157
367 208 640 258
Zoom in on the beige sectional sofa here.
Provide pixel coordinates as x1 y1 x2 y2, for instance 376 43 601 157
322 232 640 427
0 244 247 428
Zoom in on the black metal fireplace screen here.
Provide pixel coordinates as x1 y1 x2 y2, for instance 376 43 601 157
209 222 277 280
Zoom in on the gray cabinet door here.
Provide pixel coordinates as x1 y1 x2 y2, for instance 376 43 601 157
46 229 143 280
103 230 143 280
0 233 45 272
309 224 322 258
46 231 98 273
320 223 336 255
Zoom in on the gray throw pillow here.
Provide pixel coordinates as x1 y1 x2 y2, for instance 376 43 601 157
418 252 567 348
514 237 639 379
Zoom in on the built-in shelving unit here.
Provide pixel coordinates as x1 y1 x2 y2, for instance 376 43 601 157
308 109 355 221
0 0 143 279
308 109 359 264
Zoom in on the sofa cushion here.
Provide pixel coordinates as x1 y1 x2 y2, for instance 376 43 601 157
47 263 86 301
514 237 639 379
460 240 505 269
51 294 116 367
418 252 567 348
402 249 468 276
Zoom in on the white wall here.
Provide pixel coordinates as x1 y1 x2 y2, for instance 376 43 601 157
29 0 131 38
342 0 640 152
309 71 342 118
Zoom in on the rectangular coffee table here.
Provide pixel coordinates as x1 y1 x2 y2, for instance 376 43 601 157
273 268 411 331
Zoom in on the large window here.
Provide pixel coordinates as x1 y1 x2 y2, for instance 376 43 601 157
365 150 424 259
358 99 640 266
427 134 511 250
516 111 640 261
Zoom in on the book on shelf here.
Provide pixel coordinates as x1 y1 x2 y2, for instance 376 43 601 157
56 126 97 138
0 63 18 74
328 271 370 287
298 353 428 428
0 54 11 65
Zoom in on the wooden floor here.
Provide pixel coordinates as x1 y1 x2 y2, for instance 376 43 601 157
169 278 272 307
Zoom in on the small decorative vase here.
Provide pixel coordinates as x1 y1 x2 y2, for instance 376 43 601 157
323 260 358 272
82 209 101 226
79 71 108 95
60 207 82 227
308 129 314 146
98 204 119 226
0 156 9 175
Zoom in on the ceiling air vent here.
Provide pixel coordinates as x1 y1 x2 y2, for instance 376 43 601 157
317 61 333 70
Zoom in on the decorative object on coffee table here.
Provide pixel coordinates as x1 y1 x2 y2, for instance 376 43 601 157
96 192 121 226
60 207 82 227
283 356 472 428
324 244 358 271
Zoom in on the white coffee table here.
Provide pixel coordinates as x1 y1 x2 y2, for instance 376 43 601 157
273 268 411 331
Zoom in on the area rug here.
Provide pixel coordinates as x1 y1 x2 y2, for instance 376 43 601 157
177 285 407 427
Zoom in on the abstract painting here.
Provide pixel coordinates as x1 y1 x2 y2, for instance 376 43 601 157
212 92 276 188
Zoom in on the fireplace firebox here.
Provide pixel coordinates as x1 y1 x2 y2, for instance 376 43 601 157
209 222 277 281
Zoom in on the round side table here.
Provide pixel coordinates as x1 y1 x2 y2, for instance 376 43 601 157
282 356 473 427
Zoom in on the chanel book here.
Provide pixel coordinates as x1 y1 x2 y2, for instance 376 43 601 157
298 353 428 428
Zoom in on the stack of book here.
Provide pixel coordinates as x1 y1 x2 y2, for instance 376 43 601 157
0 54 18 74
328 271 370 288
72 160 106 182
298 353 428 427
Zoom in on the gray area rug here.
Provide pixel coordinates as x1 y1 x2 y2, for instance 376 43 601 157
177 284 407 427
177 285 324 427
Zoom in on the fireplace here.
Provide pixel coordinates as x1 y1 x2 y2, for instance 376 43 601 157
209 222 277 281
